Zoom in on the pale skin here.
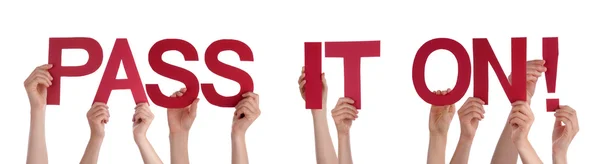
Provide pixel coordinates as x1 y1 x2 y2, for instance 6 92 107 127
450 97 485 164
133 103 163 164
552 106 579 164
298 67 339 164
25 64 53 164
491 60 546 164
509 101 542 164
427 89 455 164
232 92 261 164
167 88 199 164
332 97 358 164
80 102 110 164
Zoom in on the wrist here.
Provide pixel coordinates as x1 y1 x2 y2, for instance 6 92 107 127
552 150 567 164
515 139 531 150
231 133 245 142
170 131 189 138
134 134 147 143
90 133 105 139
459 133 475 142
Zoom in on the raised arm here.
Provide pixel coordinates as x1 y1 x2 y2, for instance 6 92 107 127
450 97 485 164
167 88 200 164
232 92 261 164
80 103 110 164
133 103 163 164
427 89 456 164
298 67 338 164
332 97 359 164
25 64 53 164
552 106 579 164
510 101 542 164
492 60 546 164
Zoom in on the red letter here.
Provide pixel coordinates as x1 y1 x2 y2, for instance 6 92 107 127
473 38 526 104
94 39 147 104
304 42 322 109
146 39 200 108
413 38 471 106
47 37 103 105
324 41 380 109
201 39 254 107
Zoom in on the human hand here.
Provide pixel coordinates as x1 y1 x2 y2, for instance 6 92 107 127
232 92 261 136
509 60 547 103
87 102 110 138
428 89 456 136
298 66 328 109
552 105 579 154
457 97 485 140
167 88 199 134
24 64 53 110
509 101 534 145
331 97 358 135
133 103 154 140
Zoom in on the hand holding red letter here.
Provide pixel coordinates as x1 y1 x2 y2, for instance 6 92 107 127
232 92 261 136
509 101 534 144
133 103 154 139
87 103 110 137
24 64 53 110
331 97 358 135
167 88 200 134
552 105 579 160
457 97 485 140
429 89 456 137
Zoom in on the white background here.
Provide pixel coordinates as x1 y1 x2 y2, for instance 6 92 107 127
0 0 598 163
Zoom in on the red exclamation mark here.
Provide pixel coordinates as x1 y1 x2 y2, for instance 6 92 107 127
543 37 559 112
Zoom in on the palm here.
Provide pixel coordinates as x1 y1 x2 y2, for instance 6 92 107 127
429 105 454 133
168 108 193 132
27 84 47 108
552 125 567 145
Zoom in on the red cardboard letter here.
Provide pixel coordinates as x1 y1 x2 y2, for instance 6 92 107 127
94 39 148 104
47 37 103 105
413 38 471 106
304 42 323 109
202 39 254 107
146 39 200 108
473 38 527 104
324 41 380 109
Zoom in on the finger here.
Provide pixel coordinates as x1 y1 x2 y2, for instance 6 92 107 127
298 73 305 84
335 113 357 122
176 91 183 97
526 60 545 66
35 69 53 81
511 101 528 106
238 99 258 115
299 80 306 90
556 116 574 133
321 73 327 89
461 106 485 118
509 112 529 123
30 75 52 87
526 75 538 82
332 107 358 118
189 98 200 117
554 117 563 128
509 117 527 128
526 68 543 76
242 92 259 103
556 106 576 116
180 88 187 93
459 101 484 115
92 106 109 118
36 64 53 70
335 97 355 107
465 111 483 121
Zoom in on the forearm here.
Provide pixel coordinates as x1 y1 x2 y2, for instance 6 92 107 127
427 135 447 164
491 123 518 164
552 150 567 164
80 136 104 164
27 110 48 164
516 141 542 164
450 137 473 164
337 134 352 164
169 132 190 164
231 134 248 164
312 110 338 164
135 137 163 164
